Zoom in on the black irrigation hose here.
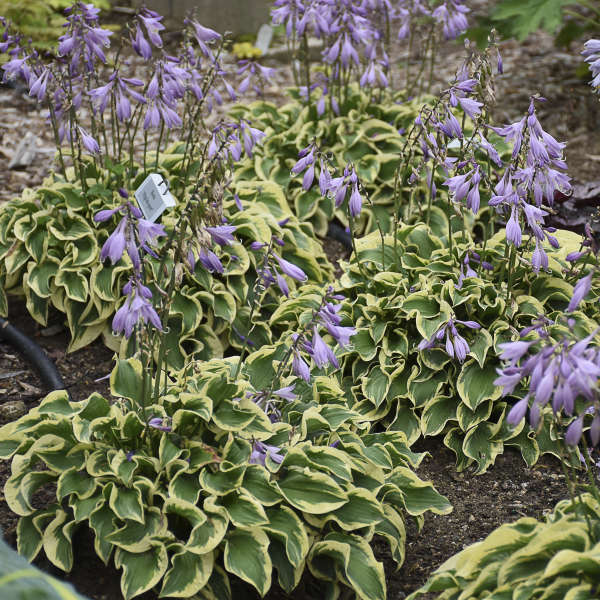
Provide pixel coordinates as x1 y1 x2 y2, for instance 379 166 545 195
327 221 353 251
0 317 67 393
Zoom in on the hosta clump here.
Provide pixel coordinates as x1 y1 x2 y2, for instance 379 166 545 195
408 493 600 600
272 225 594 473
0 355 450 600
0 162 331 365
229 86 430 236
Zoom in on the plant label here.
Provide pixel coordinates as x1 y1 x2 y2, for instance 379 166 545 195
134 173 176 222
256 24 273 55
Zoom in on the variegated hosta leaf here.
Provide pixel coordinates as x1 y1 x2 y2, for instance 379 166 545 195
115 543 169 600
408 494 600 600
223 528 272 596
0 533 90 599
309 533 386 600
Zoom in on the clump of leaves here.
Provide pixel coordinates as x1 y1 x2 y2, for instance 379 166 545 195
0 355 450 600
272 225 595 473
408 493 600 600
0 157 331 365
230 86 428 236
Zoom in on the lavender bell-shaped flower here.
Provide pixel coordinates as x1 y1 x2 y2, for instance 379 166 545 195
78 126 100 155
249 441 284 466
273 254 307 281
205 225 236 247
113 283 162 338
567 272 593 313
292 349 311 382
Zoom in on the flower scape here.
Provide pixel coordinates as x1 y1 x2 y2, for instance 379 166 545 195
0 1 599 599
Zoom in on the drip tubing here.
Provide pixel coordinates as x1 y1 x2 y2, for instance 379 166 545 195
0 317 66 392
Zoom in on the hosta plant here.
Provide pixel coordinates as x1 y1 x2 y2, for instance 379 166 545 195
271 225 594 473
0 160 331 365
0 355 451 600
408 493 600 600
229 86 430 236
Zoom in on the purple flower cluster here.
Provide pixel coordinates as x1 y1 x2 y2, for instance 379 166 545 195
272 0 469 111
0 5 267 172
582 39 600 90
291 143 363 217
250 236 308 298
489 97 570 271
455 249 493 289
131 8 165 59
291 286 356 381
207 120 266 164
148 416 172 432
249 440 284 465
418 316 481 363
187 223 238 275
496 315 600 447
94 201 166 337
444 162 481 214
237 59 276 96
405 67 500 222
397 0 469 42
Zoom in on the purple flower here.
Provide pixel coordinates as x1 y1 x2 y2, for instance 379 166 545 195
199 248 224 274
113 286 162 338
567 273 593 313
191 21 221 43
458 96 483 119
292 350 311 382
499 341 534 364
132 23 152 59
136 219 166 246
506 210 522 247
583 39 600 89
206 225 236 247
276 273 290 297
94 207 121 223
139 9 165 48
291 148 315 175
28 68 51 102
349 183 362 217
273 254 307 281
100 217 127 263
148 417 172 432
78 126 100 155
419 317 479 363
249 441 284 466
303 164 315 190
507 397 530 426
565 416 584 446
311 328 331 369
273 385 297 401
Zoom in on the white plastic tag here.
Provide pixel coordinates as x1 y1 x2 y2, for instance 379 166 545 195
256 24 273 55
134 173 176 222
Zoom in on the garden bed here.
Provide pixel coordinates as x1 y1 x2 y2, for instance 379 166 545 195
1 1 600 600
0 309 575 599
